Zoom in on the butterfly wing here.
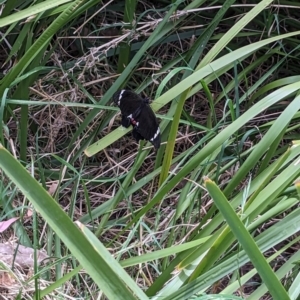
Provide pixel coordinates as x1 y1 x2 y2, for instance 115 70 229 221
113 90 161 149
121 115 131 128
134 104 161 149
113 90 142 117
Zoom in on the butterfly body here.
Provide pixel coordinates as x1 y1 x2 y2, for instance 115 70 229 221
113 90 161 149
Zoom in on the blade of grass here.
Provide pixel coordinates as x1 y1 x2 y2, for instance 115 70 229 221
85 31 300 155
0 144 145 299
70 0 183 159
0 0 73 27
203 177 290 300
0 0 86 99
76 221 148 300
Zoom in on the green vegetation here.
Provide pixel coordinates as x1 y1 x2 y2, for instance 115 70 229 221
1 0 300 299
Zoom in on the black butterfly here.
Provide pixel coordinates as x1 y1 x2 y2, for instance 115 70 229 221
113 90 161 149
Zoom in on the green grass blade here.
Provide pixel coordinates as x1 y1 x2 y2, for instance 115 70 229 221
77 221 148 300
198 0 274 68
204 177 290 300
159 88 190 186
0 0 86 98
125 80 300 231
85 31 300 155
0 0 73 27
117 0 137 73
70 0 183 156
0 144 144 299
224 90 300 196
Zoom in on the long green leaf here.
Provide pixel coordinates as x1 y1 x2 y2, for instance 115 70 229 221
204 177 289 300
0 0 72 27
85 31 300 155
0 0 86 98
0 144 142 299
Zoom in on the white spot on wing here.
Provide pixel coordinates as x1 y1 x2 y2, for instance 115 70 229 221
150 127 160 141
119 90 125 101
127 114 132 119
